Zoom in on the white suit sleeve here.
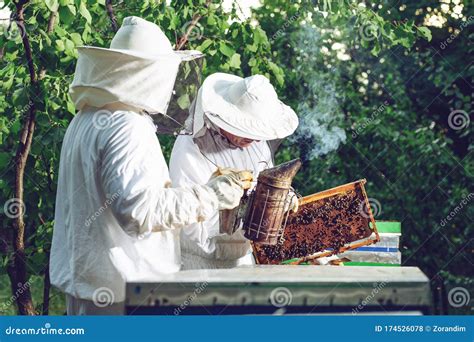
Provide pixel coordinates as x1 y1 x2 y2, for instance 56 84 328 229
169 135 222 250
99 112 218 238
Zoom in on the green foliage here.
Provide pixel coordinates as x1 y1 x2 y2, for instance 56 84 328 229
0 0 281 314
256 0 472 314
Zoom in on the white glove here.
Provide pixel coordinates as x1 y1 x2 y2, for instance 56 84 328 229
285 190 299 213
206 168 253 210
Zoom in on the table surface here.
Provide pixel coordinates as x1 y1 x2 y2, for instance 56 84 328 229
129 265 429 284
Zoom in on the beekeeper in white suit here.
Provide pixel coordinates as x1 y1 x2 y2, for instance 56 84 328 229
170 73 299 270
50 17 252 315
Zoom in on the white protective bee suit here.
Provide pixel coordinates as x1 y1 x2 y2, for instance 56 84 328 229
170 73 299 270
171 128 274 269
50 18 249 315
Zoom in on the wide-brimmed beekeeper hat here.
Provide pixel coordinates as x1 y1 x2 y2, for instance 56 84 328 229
70 16 203 114
192 73 298 140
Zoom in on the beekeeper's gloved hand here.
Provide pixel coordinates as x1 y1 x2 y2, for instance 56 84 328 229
206 168 253 210
285 190 299 213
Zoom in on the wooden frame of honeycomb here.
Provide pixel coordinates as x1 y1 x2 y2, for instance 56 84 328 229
252 179 380 264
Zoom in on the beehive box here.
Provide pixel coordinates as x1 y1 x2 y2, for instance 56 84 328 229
339 221 401 266
252 179 380 264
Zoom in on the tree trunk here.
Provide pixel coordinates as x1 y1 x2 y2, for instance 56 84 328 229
10 0 37 316
105 0 119 32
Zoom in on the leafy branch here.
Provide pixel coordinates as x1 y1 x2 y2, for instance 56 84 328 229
176 0 211 50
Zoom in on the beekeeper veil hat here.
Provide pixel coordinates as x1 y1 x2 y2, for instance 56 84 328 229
190 73 298 140
70 16 203 115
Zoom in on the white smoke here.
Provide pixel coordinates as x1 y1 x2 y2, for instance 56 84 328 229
288 25 347 160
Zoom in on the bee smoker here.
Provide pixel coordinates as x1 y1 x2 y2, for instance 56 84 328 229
242 159 302 245
219 159 302 245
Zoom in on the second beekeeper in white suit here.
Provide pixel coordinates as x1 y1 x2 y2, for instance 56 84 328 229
50 17 252 315
170 73 299 270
